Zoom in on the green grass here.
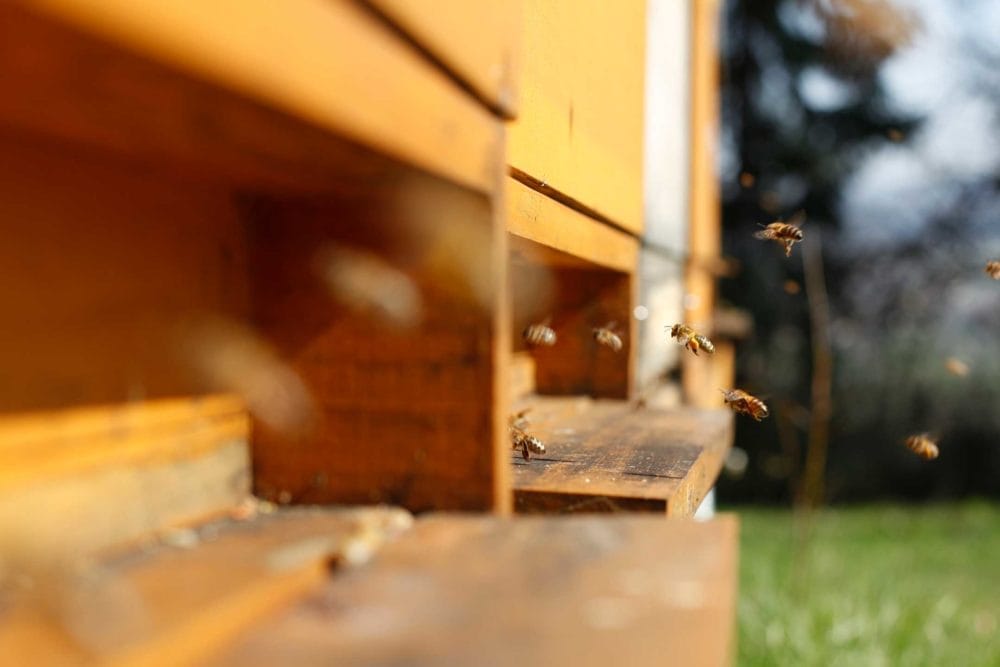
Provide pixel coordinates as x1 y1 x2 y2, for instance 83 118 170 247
735 502 1000 666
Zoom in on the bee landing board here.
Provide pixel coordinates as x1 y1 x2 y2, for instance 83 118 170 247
510 397 733 516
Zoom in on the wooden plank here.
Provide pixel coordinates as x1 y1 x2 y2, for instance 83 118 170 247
509 352 537 400
0 395 250 558
683 0 723 408
515 268 634 399
509 397 732 516
214 514 738 667
2 1 500 195
0 132 250 413
506 177 639 272
247 189 510 513
508 0 646 232
364 0 521 117
0 507 412 667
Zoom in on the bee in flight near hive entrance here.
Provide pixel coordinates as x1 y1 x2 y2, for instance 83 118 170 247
522 318 557 347
986 260 1000 280
904 433 939 460
668 324 715 356
754 211 805 257
509 409 545 461
720 389 769 421
592 322 624 352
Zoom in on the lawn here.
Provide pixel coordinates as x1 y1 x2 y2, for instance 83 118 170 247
735 502 1000 666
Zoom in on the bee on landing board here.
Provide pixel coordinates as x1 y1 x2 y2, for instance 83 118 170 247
593 322 624 352
904 433 939 460
720 389 770 421
522 318 557 347
668 324 715 356
986 260 1000 280
509 410 545 461
754 212 805 257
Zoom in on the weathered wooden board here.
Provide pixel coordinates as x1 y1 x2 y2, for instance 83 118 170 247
364 0 521 117
2 1 501 195
508 0 646 232
0 507 411 667
506 177 639 272
0 395 250 564
214 514 738 667
510 397 732 516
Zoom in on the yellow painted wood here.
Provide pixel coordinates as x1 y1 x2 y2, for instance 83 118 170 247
683 0 723 407
508 0 646 232
0 395 250 556
20 0 501 193
367 0 521 116
507 178 638 273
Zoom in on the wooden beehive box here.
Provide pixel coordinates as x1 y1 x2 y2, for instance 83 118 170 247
0 1 737 664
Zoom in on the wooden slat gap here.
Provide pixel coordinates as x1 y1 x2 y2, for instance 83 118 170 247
508 165 638 239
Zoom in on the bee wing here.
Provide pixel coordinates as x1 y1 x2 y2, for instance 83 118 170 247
753 229 773 240
786 210 807 227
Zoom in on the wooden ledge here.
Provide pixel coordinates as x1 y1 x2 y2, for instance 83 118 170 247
507 178 638 272
214 514 739 667
0 395 250 559
510 397 733 516
2 1 500 194
0 506 412 667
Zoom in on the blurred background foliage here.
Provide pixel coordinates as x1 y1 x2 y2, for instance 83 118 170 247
715 0 1000 503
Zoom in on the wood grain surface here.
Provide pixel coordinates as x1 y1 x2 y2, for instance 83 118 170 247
213 514 738 667
510 397 733 516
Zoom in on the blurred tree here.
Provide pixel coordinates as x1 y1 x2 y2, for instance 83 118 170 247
717 0 1000 504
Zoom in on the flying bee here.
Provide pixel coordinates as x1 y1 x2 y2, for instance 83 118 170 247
944 357 969 377
754 211 805 257
592 322 624 352
986 260 1000 280
668 324 715 356
720 389 769 421
522 318 557 347
904 433 939 460
509 408 531 431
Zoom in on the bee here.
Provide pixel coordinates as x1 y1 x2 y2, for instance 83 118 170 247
720 389 770 421
668 324 715 356
944 357 969 377
315 244 423 328
592 322 624 352
509 408 531 431
509 410 545 460
986 260 1000 280
522 318 557 347
904 433 939 460
754 212 805 257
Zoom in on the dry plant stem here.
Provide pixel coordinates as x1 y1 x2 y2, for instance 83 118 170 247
773 400 802 501
798 231 833 510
